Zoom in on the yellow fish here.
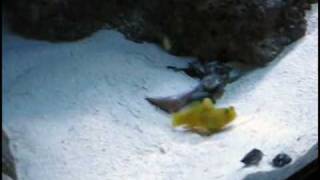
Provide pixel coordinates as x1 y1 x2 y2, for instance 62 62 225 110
172 98 236 135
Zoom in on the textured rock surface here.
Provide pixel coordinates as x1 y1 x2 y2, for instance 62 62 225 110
3 0 315 65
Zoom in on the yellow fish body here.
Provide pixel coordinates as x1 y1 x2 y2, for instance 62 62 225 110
172 98 236 135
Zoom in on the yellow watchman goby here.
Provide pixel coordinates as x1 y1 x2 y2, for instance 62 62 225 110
172 98 236 135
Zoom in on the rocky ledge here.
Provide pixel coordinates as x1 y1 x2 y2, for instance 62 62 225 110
3 0 317 65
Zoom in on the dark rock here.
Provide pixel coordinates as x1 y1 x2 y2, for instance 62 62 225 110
241 148 264 167
167 61 207 78
272 153 292 167
2 130 17 180
202 74 226 92
186 61 207 78
147 61 248 112
3 0 313 66
205 62 232 76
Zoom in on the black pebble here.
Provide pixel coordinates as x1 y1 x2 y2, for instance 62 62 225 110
241 148 263 166
272 153 292 167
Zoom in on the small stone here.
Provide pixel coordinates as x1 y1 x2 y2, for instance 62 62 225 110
159 147 166 154
272 153 292 167
241 148 263 166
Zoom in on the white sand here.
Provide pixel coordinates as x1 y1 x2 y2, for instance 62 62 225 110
2 5 318 180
